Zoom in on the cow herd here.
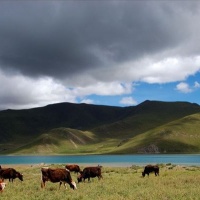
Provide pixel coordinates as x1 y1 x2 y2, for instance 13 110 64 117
0 164 159 192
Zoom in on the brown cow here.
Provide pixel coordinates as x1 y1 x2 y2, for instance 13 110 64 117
65 164 80 174
142 165 159 177
0 167 23 182
77 166 102 183
0 179 6 192
41 167 77 189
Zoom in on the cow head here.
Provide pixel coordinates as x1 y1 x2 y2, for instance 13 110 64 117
70 181 77 190
0 179 6 192
77 174 83 183
17 172 23 181
142 172 145 177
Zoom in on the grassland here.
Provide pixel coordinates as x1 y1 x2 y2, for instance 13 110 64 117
1 164 200 200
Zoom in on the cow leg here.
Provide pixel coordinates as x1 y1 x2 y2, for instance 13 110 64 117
98 175 103 180
41 180 45 188
41 175 47 188
63 182 67 189
155 170 159 176
59 181 62 189
62 182 68 189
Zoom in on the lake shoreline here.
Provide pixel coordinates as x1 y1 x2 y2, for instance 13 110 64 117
1 162 139 168
2 162 199 169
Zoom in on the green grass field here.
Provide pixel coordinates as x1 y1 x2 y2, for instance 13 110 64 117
1 164 200 200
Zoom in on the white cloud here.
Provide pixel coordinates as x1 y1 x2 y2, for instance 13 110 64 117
175 82 192 93
80 99 94 104
120 96 137 106
0 68 134 109
111 56 200 84
71 82 133 97
0 70 77 109
194 81 200 88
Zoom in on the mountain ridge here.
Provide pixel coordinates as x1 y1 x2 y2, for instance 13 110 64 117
0 100 200 154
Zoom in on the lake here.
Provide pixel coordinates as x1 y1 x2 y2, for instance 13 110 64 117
0 154 200 166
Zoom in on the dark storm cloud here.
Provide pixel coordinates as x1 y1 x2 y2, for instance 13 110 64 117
0 1 99 78
0 1 199 79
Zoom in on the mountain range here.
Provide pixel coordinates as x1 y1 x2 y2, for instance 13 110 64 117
0 100 200 154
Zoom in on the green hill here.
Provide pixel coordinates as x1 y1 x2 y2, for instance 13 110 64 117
0 100 200 154
106 113 200 154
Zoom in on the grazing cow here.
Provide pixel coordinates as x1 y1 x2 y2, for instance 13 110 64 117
65 164 81 174
0 179 6 192
41 167 77 189
142 165 159 177
0 167 23 182
77 166 102 183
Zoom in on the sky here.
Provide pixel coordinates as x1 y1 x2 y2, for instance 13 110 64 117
0 1 200 110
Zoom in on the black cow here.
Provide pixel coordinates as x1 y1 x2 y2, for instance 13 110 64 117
41 167 77 189
77 166 102 183
142 165 159 177
0 167 23 182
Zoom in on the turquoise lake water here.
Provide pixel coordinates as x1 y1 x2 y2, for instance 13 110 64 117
0 154 200 166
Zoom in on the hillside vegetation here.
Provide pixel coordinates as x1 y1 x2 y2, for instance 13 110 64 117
0 100 200 154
